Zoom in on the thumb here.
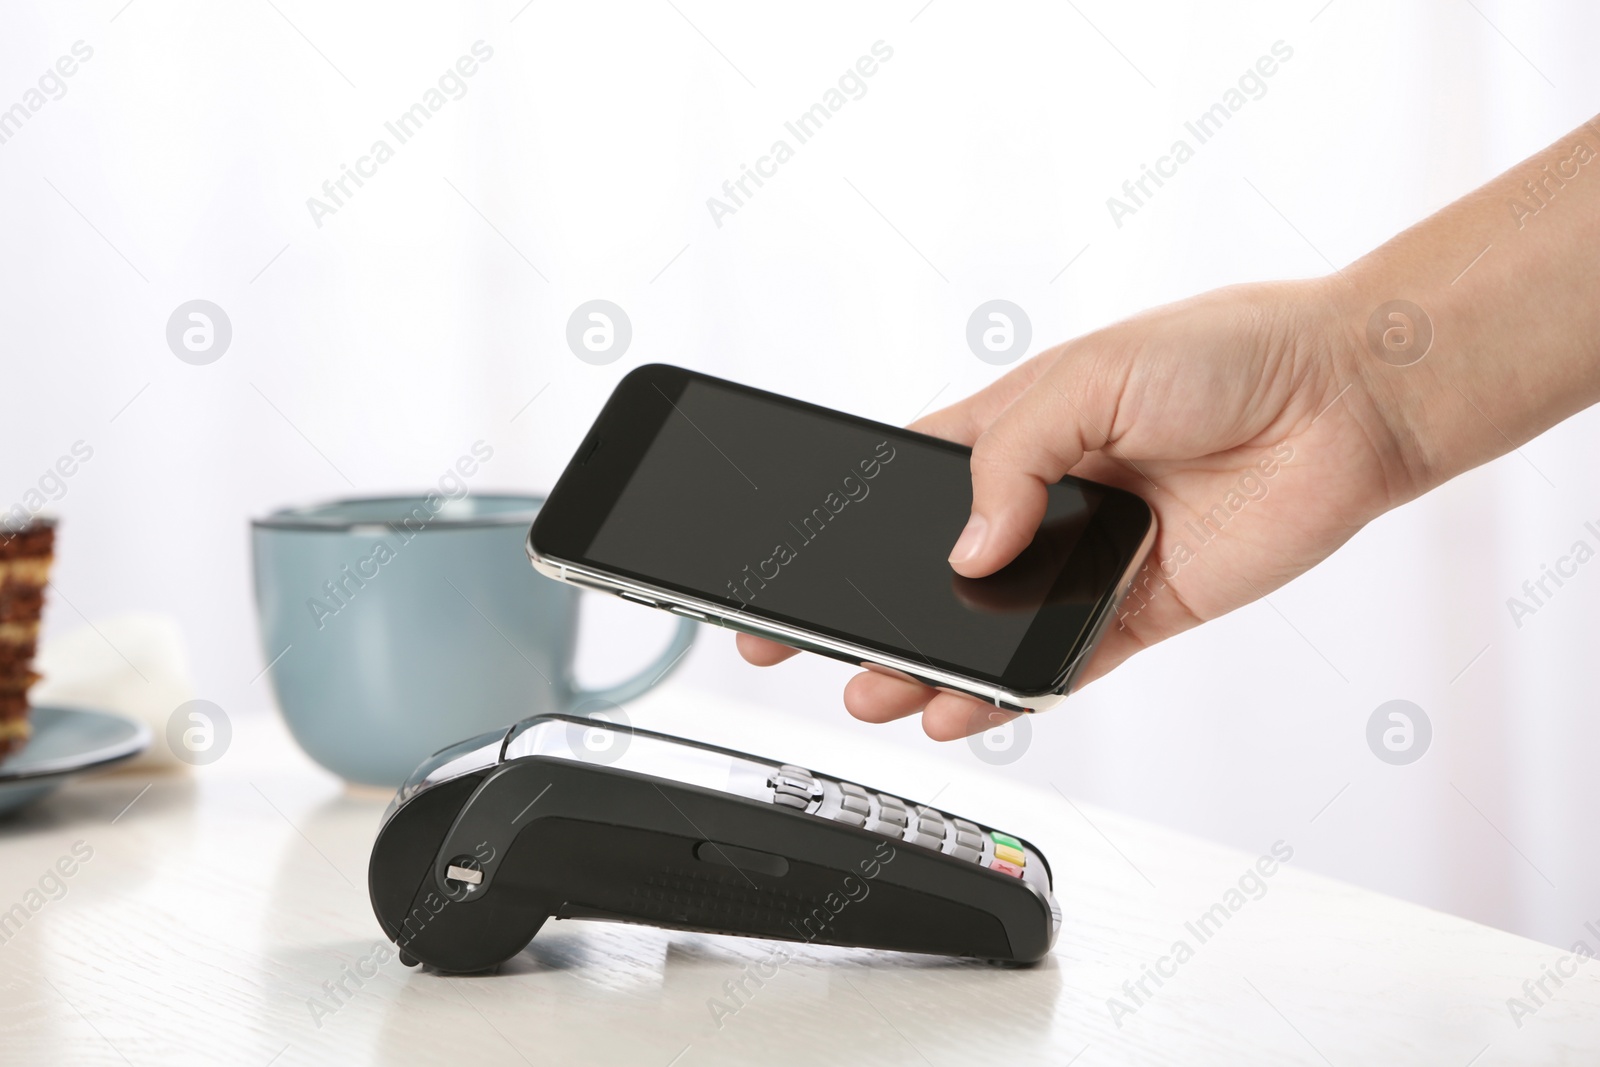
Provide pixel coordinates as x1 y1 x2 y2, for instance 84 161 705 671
947 356 1118 578
909 350 1061 446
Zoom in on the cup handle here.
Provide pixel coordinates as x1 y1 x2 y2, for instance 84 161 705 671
569 615 699 710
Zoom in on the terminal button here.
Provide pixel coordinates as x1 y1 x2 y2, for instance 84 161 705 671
874 808 908 830
875 797 909 827
992 843 1026 867
989 859 1024 878
989 831 1023 851
770 767 821 813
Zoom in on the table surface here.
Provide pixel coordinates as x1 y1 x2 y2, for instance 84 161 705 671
1 687 1596 1067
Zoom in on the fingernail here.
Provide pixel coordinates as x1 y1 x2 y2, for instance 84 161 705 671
949 513 987 564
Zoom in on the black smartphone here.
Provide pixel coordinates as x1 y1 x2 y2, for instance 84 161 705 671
527 365 1155 712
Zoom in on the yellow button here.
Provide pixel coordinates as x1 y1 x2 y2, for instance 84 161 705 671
992 843 1026 867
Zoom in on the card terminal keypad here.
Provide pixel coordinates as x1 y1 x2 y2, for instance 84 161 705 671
764 764 1040 887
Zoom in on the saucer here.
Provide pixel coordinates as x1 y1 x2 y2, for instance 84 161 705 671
0 705 151 815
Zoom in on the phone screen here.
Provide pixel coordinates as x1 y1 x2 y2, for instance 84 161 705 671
546 370 1142 689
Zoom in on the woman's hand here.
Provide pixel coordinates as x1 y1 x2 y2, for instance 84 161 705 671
744 116 1600 741
738 278 1418 739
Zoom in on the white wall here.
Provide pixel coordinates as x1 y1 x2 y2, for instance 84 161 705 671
3 0 1597 948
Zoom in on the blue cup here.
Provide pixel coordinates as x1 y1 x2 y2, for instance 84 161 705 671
251 494 697 786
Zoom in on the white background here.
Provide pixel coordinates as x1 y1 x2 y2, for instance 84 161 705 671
3 1 1597 949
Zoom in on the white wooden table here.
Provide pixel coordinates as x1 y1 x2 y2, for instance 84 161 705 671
1 687 1596 1066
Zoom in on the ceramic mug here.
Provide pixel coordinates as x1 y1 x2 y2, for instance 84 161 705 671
251 494 696 786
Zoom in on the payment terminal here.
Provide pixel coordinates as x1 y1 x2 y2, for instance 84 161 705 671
369 713 1059 972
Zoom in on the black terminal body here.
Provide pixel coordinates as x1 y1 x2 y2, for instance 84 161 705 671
369 714 1060 973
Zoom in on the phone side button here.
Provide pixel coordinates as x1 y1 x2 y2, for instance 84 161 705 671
667 605 708 621
619 592 658 608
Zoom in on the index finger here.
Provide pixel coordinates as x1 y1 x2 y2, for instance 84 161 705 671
736 632 800 666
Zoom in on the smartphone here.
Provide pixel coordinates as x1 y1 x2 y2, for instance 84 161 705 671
527 365 1155 713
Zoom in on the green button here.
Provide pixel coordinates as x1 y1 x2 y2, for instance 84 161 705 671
989 831 1022 850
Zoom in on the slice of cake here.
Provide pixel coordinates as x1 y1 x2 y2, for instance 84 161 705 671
0 519 55 760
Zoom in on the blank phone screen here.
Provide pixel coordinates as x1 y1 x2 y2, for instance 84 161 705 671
577 380 1106 680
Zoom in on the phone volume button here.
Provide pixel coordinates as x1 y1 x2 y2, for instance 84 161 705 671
619 592 658 607
667 605 707 621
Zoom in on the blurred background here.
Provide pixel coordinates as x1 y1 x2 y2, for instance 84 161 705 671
3 0 1597 949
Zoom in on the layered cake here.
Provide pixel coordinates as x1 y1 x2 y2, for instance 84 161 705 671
0 519 54 759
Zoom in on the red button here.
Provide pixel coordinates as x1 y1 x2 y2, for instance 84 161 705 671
989 859 1024 878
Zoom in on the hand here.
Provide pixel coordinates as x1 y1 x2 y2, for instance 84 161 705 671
738 278 1419 739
